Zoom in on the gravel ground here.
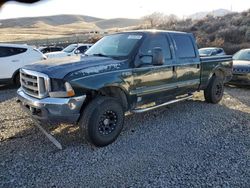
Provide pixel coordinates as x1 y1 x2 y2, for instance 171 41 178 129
0 85 249 187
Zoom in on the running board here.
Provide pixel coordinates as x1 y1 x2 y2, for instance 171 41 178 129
132 95 193 113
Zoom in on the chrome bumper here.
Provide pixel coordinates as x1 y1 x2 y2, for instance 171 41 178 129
17 89 86 123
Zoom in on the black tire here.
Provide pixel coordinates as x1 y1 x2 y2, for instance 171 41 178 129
14 72 21 87
204 75 224 104
79 96 124 147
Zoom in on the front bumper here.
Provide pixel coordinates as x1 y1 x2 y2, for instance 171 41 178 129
17 89 86 123
229 73 250 85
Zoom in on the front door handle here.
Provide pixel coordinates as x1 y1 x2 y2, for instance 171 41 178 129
197 64 200 69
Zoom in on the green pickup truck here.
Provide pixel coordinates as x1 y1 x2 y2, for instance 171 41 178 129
17 30 232 147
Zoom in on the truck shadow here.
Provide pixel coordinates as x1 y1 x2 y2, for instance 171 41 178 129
0 84 18 91
0 85 18 102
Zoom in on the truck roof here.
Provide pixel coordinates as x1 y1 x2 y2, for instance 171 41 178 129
120 29 188 35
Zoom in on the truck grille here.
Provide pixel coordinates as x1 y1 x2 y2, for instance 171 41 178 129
20 69 50 99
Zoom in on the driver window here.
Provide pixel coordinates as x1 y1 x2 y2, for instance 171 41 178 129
139 34 171 65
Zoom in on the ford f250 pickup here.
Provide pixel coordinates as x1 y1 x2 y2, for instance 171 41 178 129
17 30 232 147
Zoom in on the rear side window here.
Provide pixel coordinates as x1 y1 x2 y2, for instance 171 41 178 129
0 46 27 57
172 34 196 58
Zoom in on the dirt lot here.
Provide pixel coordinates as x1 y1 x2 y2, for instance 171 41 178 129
0 85 249 187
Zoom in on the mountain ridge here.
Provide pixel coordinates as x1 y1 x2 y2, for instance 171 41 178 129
0 14 141 29
188 9 233 20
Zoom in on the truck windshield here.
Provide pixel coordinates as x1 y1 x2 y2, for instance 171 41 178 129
63 44 77 53
85 33 143 59
233 50 250 61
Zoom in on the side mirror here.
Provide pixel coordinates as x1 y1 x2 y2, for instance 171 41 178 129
152 47 164 66
75 50 80 54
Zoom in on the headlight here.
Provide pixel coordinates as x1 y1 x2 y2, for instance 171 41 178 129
49 79 75 98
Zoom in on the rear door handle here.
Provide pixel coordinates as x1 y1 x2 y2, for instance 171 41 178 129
172 66 177 78
172 66 176 72
197 64 200 69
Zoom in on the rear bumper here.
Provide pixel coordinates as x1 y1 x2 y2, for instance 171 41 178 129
229 73 250 85
17 89 86 124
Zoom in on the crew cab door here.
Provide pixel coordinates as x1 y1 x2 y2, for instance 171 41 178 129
169 33 201 95
131 33 176 104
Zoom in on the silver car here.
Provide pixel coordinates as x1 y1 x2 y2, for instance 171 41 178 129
230 49 250 85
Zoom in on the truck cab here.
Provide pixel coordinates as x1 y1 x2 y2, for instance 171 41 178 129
17 30 232 147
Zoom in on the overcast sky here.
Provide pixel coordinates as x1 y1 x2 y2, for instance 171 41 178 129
0 0 250 19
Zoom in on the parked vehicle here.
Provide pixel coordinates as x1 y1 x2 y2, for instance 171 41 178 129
39 46 63 54
0 43 46 85
230 49 250 85
45 43 92 59
199 47 226 57
17 30 232 147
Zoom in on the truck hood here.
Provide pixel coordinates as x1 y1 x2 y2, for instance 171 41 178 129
23 56 126 79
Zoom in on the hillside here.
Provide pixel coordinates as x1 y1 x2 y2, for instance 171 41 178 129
0 14 142 42
154 9 250 54
95 18 142 29
0 14 104 28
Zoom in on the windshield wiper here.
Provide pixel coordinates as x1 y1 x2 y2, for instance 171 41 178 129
92 53 110 58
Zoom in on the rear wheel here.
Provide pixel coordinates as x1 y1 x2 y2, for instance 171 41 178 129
204 75 224 104
79 96 124 147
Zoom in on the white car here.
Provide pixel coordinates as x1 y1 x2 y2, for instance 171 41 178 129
45 43 92 59
199 47 226 57
0 43 46 85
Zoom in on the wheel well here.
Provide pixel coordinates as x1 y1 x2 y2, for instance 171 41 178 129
12 69 20 84
214 69 225 81
214 69 225 78
204 69 226 90
97 87 129 111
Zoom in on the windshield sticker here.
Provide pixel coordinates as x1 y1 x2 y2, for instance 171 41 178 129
128 35 142 40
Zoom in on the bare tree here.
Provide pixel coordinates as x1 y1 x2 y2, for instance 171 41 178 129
142 12 165 28
142 12 178 28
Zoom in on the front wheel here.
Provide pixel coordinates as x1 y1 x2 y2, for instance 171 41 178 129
204 75 224 104
79 96 124 147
